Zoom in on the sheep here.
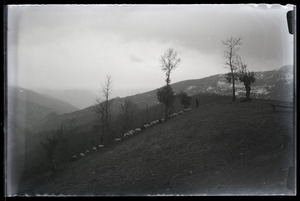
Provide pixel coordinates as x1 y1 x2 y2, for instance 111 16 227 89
115 138 122 142
80 153 85 157
98 144 104 148
135 128 141 132
85 150 90 154
124 133 130 137
92 147 97 151
184 108 192 112
144 124 150 128
69 155 78 162
168 113 176 118
150 120 159 126
159 118 165 123
128 130 135 135
178 111 184 115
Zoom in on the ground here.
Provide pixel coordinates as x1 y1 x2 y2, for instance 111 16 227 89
17 98 295 196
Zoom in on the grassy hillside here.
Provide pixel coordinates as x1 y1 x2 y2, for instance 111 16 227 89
17 98 295 195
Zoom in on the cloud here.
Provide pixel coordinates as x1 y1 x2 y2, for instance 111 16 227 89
130 55 144 63
7 5 294 97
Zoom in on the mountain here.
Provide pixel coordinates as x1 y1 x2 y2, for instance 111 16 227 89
172 65 294 102
34 89 98 109
6 86 80 194
29 65 294 134
107 65 294 110
7 86 79 129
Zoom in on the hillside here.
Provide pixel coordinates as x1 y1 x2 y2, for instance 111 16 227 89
35 89 98 109
17 98 295 195
8 86 78 128
171 65 294 101
26 65 293 132
6 86 79 195
29 65 294 134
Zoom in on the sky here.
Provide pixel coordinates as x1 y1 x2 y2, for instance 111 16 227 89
7 4 294 98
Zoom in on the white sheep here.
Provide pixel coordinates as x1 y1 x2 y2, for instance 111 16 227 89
178 111 184 115
85 150 90 154
128 130 135 135
135 128 141 132
98 144 104 148
150 120 159 126
92 147 97 151
144 124 150 128
124 133 130 137
80 153 85 157
184 108 192 112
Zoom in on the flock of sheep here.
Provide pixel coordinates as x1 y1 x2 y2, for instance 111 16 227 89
69 107 193 162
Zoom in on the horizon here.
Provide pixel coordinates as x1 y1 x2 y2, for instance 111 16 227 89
8 64 293 101
7 5 294 99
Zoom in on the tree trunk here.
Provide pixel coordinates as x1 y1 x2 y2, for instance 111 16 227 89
245 84 251 100
232 73 236 101
165 107 169 120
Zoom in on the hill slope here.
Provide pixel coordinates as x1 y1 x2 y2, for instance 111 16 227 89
6 86 79 195
34 89 98 109
8 86 78 129
18 98 295 195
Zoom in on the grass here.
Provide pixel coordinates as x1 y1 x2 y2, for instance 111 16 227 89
17 98 295 196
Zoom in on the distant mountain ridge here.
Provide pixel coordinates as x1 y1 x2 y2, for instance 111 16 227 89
7 86 79 129
35 89 98 109
29 65 294 134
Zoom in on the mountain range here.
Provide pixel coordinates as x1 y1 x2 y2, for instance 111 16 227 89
10 65 293 134
113 65 294 109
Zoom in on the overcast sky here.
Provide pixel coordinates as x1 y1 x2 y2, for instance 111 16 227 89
7 4 294 98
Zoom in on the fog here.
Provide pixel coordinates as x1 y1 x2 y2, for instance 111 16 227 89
7 4 294 98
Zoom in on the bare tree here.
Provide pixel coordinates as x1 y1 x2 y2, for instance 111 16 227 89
93 76 113 145
158 48 181 119
160 48 181 86
222 37 242 101
119 99 138 133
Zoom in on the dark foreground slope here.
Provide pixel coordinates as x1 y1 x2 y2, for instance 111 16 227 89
18 99 295 195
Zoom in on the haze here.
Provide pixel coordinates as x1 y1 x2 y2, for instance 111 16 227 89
7 4 294 99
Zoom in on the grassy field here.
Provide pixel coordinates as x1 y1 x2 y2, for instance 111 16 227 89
17 98 295 196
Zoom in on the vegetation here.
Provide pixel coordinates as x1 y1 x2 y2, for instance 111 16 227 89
238 63 256 100
177 90 192 109
93 76 114 145
222 37 242 102
119 99 138 133
39 126 64 173
158 48 181 119
156 85 176 119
